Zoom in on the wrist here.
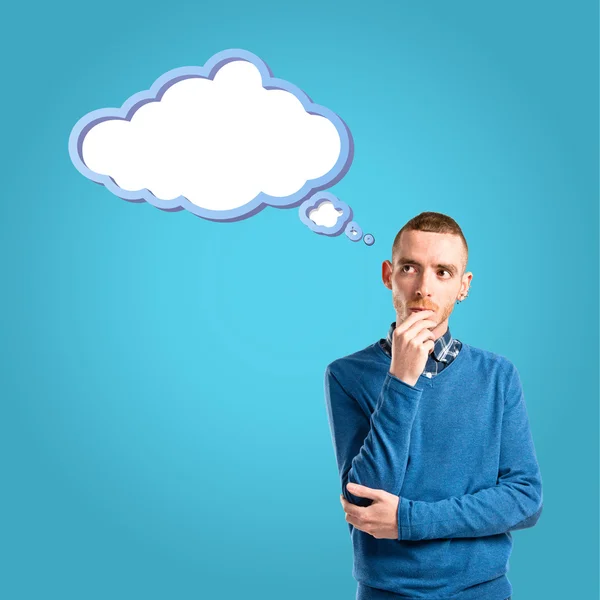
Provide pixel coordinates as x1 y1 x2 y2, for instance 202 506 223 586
389 370 419 388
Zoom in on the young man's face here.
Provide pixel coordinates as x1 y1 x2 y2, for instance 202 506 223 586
382 230 473 338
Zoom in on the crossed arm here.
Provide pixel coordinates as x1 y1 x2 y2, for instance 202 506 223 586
324 363 543 541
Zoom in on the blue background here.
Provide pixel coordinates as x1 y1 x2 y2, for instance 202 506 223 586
1 1 597 598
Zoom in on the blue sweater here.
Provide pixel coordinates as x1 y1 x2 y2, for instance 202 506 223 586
324 339 543 600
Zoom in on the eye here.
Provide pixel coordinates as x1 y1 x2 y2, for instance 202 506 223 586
439 270 451 277
401 265 414 273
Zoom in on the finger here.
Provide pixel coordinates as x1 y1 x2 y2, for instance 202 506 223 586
345 513 365 531
395 309 435 334
347 483 380 500
398 319 438 343
342 499 369 518
411 327 436 345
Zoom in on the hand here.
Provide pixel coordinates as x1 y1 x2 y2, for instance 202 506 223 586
340 483 399 540
390 309 436 387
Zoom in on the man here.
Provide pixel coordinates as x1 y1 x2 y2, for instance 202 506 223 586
324 212 543 600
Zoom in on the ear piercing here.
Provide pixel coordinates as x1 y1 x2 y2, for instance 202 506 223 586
457 288 470 304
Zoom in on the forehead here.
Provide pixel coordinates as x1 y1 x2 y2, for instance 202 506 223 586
396 230 464 261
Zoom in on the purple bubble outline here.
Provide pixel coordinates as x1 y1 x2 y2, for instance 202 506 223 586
68 48 354 222
298 192 353 236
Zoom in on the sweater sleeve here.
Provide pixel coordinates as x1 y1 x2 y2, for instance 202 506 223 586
398 362 543 540
324 363 423 507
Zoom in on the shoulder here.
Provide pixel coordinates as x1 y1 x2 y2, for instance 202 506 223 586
325 341 383 381
460 342 518 379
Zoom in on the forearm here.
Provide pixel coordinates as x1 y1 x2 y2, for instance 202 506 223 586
398 472 543 540
343 372 422 506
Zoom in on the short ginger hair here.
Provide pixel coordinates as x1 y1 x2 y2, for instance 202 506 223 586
392 211 469 273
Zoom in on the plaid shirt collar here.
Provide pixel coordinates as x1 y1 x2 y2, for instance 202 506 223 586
381 320 456 363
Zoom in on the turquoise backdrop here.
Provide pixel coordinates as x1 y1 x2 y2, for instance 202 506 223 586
1 1 597 599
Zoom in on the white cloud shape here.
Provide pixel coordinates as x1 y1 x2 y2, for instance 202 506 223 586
308 201 344 227
80 60 342 211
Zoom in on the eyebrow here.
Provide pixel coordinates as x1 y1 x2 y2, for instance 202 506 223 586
396 256 458 273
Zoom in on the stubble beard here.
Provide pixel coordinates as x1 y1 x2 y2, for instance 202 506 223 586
392 291 456 329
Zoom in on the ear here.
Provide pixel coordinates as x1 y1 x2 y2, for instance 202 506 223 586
382 260 393 290
460 272 473 298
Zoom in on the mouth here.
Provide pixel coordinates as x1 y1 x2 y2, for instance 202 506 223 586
410 308 430 312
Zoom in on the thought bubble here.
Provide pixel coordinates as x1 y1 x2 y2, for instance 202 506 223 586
298 192 352 236
345 221 363 242
69 48 372 242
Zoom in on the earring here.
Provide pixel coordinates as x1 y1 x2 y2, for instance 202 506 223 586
457 288 470 304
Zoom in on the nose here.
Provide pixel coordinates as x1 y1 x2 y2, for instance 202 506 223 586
415 271 434 298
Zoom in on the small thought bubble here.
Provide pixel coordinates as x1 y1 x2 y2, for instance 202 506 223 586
345 221 363 242
298 192 353 236
309 202 343 227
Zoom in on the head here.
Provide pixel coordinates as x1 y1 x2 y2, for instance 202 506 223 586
382 211 473 339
